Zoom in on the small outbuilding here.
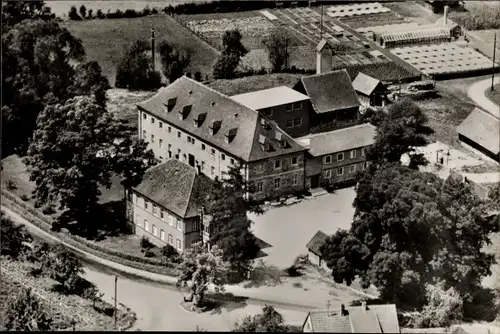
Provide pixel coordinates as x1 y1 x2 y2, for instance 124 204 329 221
351 72 387 107
306 230 329 269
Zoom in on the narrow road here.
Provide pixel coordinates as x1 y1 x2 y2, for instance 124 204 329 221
467 77 500 118
1 206 314 330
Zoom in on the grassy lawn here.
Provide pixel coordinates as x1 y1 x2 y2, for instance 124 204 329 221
485 83 500 106
208 73 302 96
177 10 260 21
384 1 441 25
62 14 219 86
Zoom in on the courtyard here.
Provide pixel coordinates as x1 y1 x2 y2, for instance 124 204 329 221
249 187 356 268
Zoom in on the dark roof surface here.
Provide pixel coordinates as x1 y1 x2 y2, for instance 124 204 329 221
458 108 500 155
132 159 212 218
306 230 328 255
137 76 306 162
352 72 384 96
305 304 399 333
296 69 361 114
337 61 420 83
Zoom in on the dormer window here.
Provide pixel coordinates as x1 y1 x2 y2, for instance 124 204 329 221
209 120 222 135
165 97 177 112
225 128 238 144
179 105 192 120
193 112 206 128
259 134 270 152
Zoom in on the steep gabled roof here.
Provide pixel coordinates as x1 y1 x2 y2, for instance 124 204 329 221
137 76 306 162
317 38 333 52
458 108 500 155
352 72 384 96
294 69 361 114
306 230 328 256
132 159 212 218
230 86 310 110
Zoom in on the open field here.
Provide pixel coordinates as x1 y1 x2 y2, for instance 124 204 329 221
338 11 407 29
384 1 441 25
485 84 500 106
62 15 218 86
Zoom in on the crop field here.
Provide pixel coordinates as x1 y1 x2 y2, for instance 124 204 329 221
63 14 219 86
338 11 407 29
356 22 420 38
391 43 496 76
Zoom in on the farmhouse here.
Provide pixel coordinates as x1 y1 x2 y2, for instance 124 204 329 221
293 69 361 133
457 108 500 163
230 86 311 138
351 72 387 107
302 303 400 333
297 123 376 189
126 159 211 251
306 230 328 269
137 76 307 201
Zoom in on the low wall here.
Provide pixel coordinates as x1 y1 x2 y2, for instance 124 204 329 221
1 190 179 277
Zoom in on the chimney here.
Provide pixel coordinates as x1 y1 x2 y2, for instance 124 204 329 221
444 5 449 26
151 28 155 71
340 304 346 316
361 300 367 312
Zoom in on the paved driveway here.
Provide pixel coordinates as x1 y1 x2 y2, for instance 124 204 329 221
468 77 500 118
249 187 356 268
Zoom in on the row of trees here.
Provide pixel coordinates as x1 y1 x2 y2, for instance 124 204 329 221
319 100 499 326
69 5 159 20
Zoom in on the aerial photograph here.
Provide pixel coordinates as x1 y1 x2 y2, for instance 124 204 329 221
1 0 499 332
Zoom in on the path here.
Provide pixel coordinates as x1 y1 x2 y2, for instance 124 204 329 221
467 77 500 118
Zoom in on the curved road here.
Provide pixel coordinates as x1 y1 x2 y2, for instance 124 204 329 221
467 77 500 118
2 206 312 331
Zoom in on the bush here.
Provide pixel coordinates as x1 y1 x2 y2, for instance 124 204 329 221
6 179 17 190
42 205 55 215
20 194 29 201
292 282 302 288
144 250 155 258
164 0 312 15
450 7 500 30
140 236 154 250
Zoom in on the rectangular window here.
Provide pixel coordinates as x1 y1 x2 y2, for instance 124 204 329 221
193 221 199 231
201 161 206 171
221 153 225 161
176 219 182 231
143 113 147 120
274 178 281 190
294 118 302 126
292 174 299 185
337 153 344 161
160 229 165 241
361 147 365 157
160 210 164 220
151 134 155 143
337 167 344 176
177 131 181 138
176 239 182 251
151 117 155 124
291 157 298 165
187 136 191 143
201 143 206 151
159 138 163 148
144 200 149 210
159 121 163 128
152 205 157 215
293 102 302 110
144 219 149 231
256 181 263 192
135 215 139 225
350 150 356 159
349 165 356 173
191 138 195 145
133 193 138 203
142 130 147 139
363 162 367 170
285 104 293 112
324 155 332 164
211 166 215 175
168 214 174 226
257 164 264 174
230 158 235 165
168 234 173 245
168 126 172 133
325 169 332 178
152 224 157 236
211 148 216 156
286 119 293 128
274 160 281 170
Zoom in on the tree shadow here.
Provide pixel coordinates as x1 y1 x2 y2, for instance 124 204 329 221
463 287 499 322
207 292 248 314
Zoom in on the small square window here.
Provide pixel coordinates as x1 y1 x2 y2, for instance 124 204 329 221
337 153 344 161
293 102 302 110
337 167 344 176
202 143 206 151
274 160 282 170
291 157 298 165
294 118 302 126
324 155 332 164
285 104 293 112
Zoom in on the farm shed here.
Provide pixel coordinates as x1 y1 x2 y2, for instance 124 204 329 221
457 108 500 163
306 230 329 269
351 72 387 107
376 27 452 48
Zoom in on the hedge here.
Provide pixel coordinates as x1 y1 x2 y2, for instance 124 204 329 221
1 190 179 277
69 7 160 21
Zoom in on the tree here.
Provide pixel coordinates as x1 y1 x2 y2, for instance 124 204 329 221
367 99 434 169
204 163 261 279
82 282 104 308
79 5 87 19
262 27 291 73
321 164 495 311
157 40 191 83
233 305 289 332
176 242 228 307
24 96 155 236
49 244 84 293
87 9 93 19
68 6 82 20
213 30 248 79
0 213 31 259
96 9 104 19
115 39 163 90
3 288 53 331
2 19 107 157
70 61 110 107
2 1 54 31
